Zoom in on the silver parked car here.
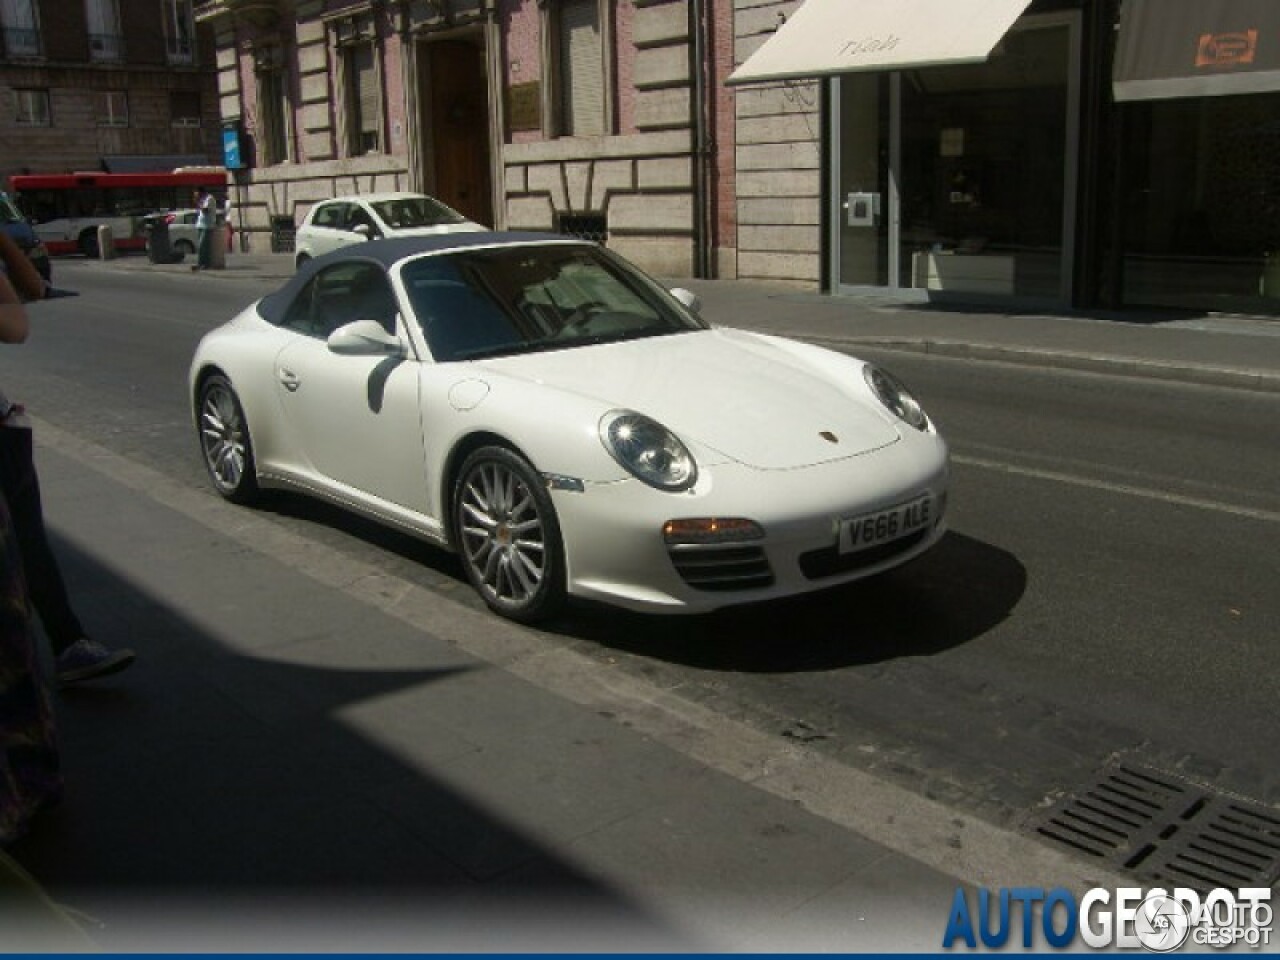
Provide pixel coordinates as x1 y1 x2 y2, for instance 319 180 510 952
293 192 484 270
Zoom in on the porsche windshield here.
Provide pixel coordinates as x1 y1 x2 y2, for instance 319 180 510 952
402 244 707 362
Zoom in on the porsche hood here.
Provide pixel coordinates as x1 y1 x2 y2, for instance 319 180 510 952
482 328 902 470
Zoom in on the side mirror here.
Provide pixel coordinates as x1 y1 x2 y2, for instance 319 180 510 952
327 319 404 357
352 223 371 239
669 287 702 314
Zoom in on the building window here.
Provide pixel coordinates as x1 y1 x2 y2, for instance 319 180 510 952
346 42 381 155
170 90 201 127
161 0 194 64
13 88 49 126
97 90 128 127
0 0 42 58
86 0 123 61
553 0 610 137
256 66 289 166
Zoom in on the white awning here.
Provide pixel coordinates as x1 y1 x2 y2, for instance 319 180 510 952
727 0 1034 86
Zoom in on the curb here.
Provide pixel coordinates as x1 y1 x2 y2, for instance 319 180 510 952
805 336 1280 395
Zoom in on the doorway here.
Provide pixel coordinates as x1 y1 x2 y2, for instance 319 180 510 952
831 13 1080 304
422 35 494 227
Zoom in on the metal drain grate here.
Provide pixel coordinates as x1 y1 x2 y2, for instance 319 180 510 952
1033 764 1280 891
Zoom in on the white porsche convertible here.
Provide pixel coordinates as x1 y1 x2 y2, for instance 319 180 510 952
190 233 949 622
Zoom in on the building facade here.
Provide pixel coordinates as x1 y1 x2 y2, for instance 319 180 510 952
0 0 220 183
732 0 1280 315
194 0 738 278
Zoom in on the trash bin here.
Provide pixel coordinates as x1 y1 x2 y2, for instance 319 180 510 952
144 215 174 263
208 214 227 269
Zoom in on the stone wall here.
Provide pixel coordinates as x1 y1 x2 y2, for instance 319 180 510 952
502 0 699 277
731 0 821 289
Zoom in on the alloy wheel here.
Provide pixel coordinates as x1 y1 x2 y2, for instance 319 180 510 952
458 458 548 607
199 377 255 501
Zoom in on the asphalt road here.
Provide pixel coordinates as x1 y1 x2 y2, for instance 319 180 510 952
6 260 1279 844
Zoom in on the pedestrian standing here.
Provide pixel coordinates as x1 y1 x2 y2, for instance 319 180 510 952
192 187 216 272
0 259 60 846
0 231 135 688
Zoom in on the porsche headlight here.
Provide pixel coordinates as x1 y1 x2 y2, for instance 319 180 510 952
863 364 930 432
600 411 697 491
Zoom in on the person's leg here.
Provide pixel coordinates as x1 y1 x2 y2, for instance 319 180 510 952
0 488 62 845
0 428 134 685
0 429 83 656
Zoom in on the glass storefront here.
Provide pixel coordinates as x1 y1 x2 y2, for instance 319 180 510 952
832 14 1080 305
1119 92 1280 313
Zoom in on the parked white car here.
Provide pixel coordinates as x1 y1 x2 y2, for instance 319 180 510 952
161 208 201 258
293 192 484 269
190 232 949 623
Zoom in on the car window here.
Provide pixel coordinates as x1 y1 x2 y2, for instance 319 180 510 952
370 196 468 229
311 203 347 230
405 258 520 362
282 262 398 339
345 205 376 233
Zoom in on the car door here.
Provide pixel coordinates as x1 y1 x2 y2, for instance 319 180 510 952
272 260 430 515
305 201 351 258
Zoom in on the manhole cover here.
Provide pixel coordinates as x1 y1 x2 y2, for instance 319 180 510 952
1032 763 1280 891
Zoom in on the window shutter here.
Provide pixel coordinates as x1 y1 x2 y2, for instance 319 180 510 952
353 44 379 144
559 0 604 136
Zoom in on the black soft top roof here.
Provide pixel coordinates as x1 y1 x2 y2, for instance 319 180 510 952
258 230 585 325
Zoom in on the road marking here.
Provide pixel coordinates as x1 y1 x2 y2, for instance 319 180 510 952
954 454 1280 524
34 415 1128 894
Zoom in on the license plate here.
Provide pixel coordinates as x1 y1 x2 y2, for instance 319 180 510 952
839 495 933 554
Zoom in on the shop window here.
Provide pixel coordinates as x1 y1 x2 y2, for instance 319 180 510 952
13 88 49 126
162 0 195 64
86 0 123 61
346 42 381 155
547 0 612 137
96 90 128 127
0 0 41 58
170 90 201 127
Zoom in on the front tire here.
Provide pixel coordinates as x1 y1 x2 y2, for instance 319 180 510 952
197 374 260 504
454 446 566 623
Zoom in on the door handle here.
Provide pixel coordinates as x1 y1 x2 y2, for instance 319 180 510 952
278 368 301 392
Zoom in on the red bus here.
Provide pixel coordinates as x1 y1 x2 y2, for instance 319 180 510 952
8 168 227 257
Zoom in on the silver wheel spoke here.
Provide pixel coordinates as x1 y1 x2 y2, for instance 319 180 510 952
460 458 547 608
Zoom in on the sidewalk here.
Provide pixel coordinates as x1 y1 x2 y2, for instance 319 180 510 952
92 247 1280 394
8 424 1011 952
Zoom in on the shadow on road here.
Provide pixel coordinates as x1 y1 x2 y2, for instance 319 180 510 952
555 532 1025 673
7 533 698 951
246 493 1025 674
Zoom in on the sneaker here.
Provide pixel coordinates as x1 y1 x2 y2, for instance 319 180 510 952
55 638 136 688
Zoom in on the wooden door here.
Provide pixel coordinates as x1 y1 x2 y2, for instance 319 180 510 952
427 37 493 227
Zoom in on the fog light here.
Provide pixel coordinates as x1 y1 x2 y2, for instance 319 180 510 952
662 518 764 545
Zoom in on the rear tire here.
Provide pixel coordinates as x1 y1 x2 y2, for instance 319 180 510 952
197 374 260 504
78 231 99 259
174 239 195 257
453 446 566 623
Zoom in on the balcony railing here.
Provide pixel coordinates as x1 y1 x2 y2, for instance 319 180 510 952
1 27 42 59
88 32 124 61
